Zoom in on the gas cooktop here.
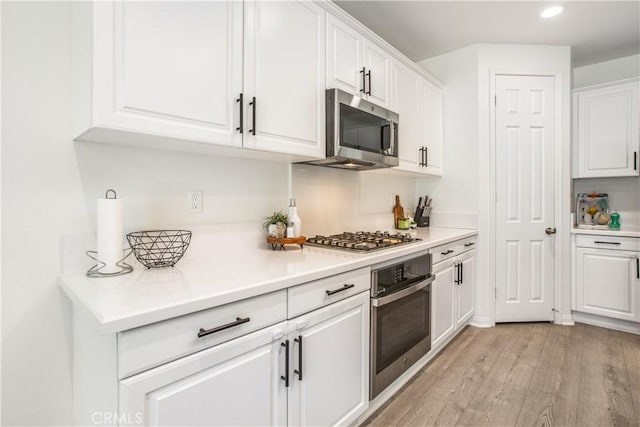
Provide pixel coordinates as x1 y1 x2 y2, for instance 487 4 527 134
306 231 421 253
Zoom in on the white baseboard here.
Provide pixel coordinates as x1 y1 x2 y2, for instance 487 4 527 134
557 314 574 326
469 316 493 328
572 311 639 335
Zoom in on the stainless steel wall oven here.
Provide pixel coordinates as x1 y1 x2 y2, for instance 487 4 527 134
370 252 434 399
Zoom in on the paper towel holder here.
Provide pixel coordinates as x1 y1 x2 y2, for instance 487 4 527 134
86 249 133 278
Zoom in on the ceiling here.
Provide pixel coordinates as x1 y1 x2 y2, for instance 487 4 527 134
334 1 640 67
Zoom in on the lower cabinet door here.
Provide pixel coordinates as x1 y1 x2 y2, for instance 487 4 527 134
456 250 475 328
431 260 455 349
120 322 288 426
576 247 640 322
288 292 369 427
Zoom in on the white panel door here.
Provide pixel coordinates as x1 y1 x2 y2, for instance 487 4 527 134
363 40 392 108
495 75 555 322
98 1 243 146
393 60 422 172
576 248 640 322
421 78 444 175
120 323 287 426
288 292 369 427
243 0 325 158
456 251 475 328
326 15 363 95
575 81 640 177
431 261 455 349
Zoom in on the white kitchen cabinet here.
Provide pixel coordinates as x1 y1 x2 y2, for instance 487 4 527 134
243 0 325 158
420 77 444 176
391 59 444 176
120 322 288 427
575 246 639 323
73 0 325 160
455 250 475 328
287 291 370 427
573 78 640 178
430 238 476 351
431 261 455 349
326 16 392 108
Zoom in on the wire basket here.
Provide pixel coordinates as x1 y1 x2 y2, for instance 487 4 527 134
126 230 192 268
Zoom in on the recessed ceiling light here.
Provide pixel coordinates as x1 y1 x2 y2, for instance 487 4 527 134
541 6 564 18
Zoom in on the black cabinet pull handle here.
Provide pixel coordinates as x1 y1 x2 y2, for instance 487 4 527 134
594 241 621 245
326 283 355 296
236 93 243 133
249 96 256 135
366 70 372 95
424 147 428 167
454 263 459 284
636 258 639 279
360 67 366 93
418 147 425 166
634 151 637 171
294 336 303 381
464 242 475 247
281 340 290 387
460 262 464 284
441 249 454 255
197 316 250 338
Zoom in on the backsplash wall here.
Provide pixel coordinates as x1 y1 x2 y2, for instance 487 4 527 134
292 165 417 235
573 177 640 228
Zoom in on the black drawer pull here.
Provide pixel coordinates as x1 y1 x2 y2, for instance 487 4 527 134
198 316 250 338
326 283 355 296
441 249 454 255
464 242 475 247
249 96 256 135
360 67 366 93
594 241 621 245
636 258 639 279
281 340 290 387
294 336 303 381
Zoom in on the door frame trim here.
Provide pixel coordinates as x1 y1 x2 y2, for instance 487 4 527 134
489 70 569 325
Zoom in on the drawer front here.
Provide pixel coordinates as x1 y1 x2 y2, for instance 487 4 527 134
431 236 477 265
575 234 640 252
118 290 287 379
288 267 371 318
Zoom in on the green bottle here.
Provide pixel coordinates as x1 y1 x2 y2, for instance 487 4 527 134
609 211 621 230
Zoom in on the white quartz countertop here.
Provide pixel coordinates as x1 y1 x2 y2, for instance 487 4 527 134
571 227 640 238
59 227 476 334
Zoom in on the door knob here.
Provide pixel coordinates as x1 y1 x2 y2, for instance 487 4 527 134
545 227 557 235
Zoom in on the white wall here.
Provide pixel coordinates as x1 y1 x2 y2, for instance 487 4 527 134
1 3 418 424
573 54 640 88
417 46 479 230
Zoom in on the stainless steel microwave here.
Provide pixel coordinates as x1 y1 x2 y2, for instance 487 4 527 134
302 89 399 170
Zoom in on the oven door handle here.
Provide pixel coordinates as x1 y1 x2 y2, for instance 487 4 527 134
372 275 435 307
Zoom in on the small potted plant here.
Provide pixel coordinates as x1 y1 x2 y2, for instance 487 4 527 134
263 211 289 238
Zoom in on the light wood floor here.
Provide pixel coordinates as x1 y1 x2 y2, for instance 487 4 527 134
363 323 640 427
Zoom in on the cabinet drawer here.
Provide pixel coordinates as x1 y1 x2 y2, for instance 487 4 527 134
118 290 287 379
575 234 640 252
431 236 477 265
288 268 371 318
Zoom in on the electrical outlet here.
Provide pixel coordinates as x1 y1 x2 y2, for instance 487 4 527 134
188 190 202 213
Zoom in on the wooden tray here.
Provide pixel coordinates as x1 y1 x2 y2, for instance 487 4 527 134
266 236 306 251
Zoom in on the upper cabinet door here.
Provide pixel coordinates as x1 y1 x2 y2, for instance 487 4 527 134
574 79 640 178
393 60 422 172
326 15 363 96
363 40 392 109
421 78 444 175
89 1 243 146
243 0 325 159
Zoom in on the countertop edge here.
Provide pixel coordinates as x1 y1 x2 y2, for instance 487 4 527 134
60 228 477 334
571 228 640 238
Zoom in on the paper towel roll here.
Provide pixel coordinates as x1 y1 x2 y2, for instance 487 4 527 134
97 190 123 274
